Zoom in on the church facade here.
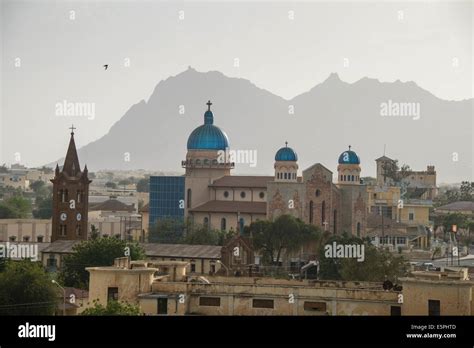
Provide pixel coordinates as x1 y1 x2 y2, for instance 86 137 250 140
150 101 368 237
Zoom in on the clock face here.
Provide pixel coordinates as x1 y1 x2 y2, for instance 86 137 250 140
76 213 82 221
60 212 67 221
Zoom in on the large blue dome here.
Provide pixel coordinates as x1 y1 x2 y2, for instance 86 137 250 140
338 147 360 164
275 143 298 161
187 102 230 150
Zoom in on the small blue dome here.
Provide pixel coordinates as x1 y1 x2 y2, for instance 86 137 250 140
338 147 360 164
187 101 230 150
275 143 298 161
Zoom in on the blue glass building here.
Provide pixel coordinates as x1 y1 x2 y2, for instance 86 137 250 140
149 176 185 230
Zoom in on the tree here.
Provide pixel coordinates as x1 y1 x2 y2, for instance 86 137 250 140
244 215 323 265
58 237 145 289
136 178 150 192
32 195 53 219
118 179 132 186
0 163 9 173
182 224 222 245
0 196 31 218
148 219 185 244
318 234 408 282
0 259 58 315
381 160 411 184
434 213 468 235
81 300 140 316
105 181 117 189
30 180 45 194
459 181 474 201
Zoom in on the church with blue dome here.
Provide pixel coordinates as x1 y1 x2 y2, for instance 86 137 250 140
177 100 367 240
146 99 436 273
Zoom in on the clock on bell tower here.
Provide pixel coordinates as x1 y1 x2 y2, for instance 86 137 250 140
51 126 91 242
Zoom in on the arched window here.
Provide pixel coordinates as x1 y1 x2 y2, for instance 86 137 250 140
203 217 209 228
343 175 346 181
284 173 287 179
321 200 326 225
351 175 355 181
333 210 337 234
187 189 192 208
340 175 343 181
309 201 314 224
357 222 361 237
239 217 245 233
221 218 226 231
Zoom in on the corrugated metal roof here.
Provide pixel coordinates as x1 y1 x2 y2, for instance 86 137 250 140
210 176 273 188
141 243 222 259
189 200 267 214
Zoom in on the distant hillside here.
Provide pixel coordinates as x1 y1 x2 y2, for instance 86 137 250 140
49 67 473 183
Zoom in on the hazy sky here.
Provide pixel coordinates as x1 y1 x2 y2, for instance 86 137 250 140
1 0 472 171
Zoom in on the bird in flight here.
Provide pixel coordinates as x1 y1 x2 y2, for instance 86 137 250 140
103 64 108 70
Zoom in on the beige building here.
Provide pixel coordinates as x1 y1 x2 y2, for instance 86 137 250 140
401 268 474 315
0 219 52 242
87 257 401 316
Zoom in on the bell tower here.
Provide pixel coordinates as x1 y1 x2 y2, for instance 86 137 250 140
51 126 91 242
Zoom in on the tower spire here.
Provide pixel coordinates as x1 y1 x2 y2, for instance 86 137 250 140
63 126 81 177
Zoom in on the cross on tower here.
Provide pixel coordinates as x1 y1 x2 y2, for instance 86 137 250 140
206 100 212 111
69 124 76 135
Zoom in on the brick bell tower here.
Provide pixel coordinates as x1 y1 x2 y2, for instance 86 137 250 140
51 126 91 242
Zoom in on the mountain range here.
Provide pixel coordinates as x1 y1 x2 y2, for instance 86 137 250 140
49 67 473 183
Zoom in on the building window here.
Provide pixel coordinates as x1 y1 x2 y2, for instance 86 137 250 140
221 218 226 231
60 225 67 237
321 201 326 225
343 175 346 181
199 297 221 306
373 193 377 198
252 299 274 309
210 263 216 273
76 225 82 236
428 300 440 316
224 191 229 198
315 189 320 197
333 210 337 234
239 217 245 232
23 236 30 242
357 222 361 237
304 301 327 312
409 213 414 221
240 191 246 198
340 175 343 181
309 201 314 224
187 189 192 208
107 287 119 302
259 192 265 199
47 256 57 268
190 263 196 273
203 217 209 228
37 235 44 243
9 236 16 242
390 306 401 316
77 190 83 203
351 175 354 181
284 173 287 179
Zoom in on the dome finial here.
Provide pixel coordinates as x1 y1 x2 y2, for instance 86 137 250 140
285 141 288 147
348 145 351 150
207 100 212 111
